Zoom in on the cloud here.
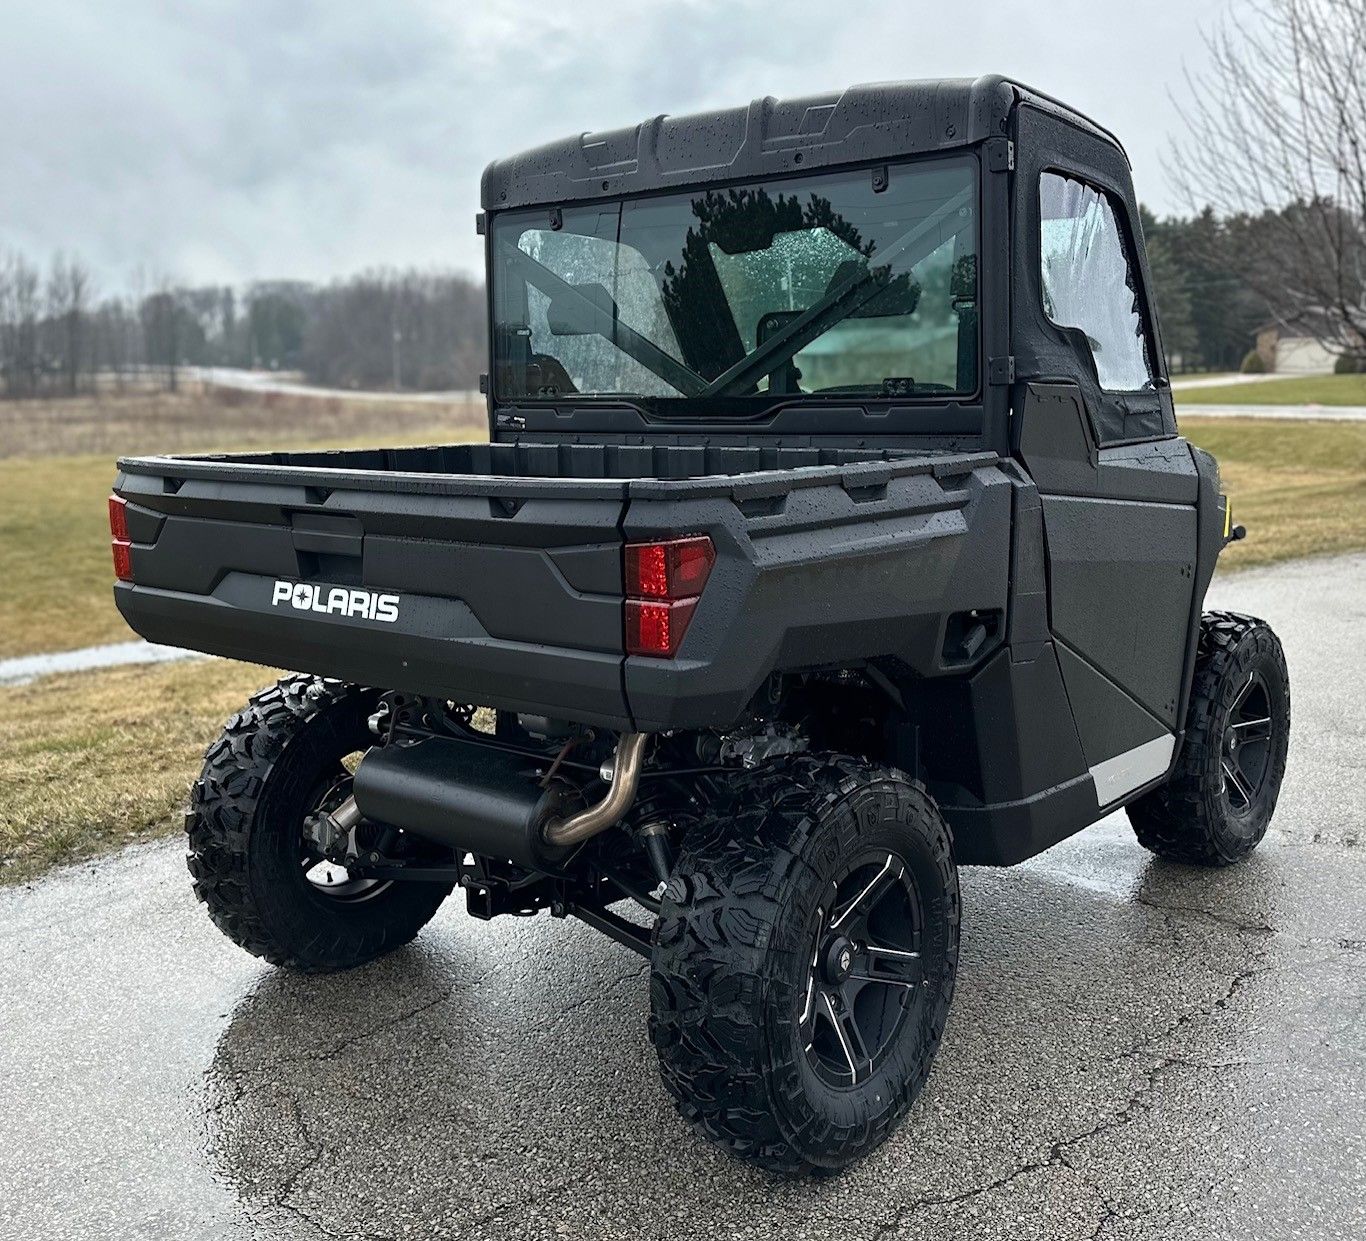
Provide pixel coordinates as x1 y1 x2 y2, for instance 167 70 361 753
0 0 1220 291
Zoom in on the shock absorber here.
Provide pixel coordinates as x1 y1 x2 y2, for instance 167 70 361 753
638 820 675 885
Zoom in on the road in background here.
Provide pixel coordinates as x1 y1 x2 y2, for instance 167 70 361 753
1178 403 1366 421
197 365 1363 419
2 555 1364 1241
0 639 198 686
192 366 480 405
1169 372 1308 390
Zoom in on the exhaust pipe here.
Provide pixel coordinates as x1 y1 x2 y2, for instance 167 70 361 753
542 732 648 848
343 732 647 869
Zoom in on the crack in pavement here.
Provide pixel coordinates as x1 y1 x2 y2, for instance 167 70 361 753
551 960 649 1021
867 1160 1071 1240
250 1093 400 1241
868 939 1275 1240
1132 894 1275 937
263 959 511 1067
205 959 648 1240
305 982 471 1064
1085 1202 1121 1241
250 1096 333 1240
1100 954 1272 1071
866 1066 1166 1240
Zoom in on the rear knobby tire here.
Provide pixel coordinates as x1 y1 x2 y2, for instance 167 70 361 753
649 756 959 1175
1127 610 1289 866
186 675 452 972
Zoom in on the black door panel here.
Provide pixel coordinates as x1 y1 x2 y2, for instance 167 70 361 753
1054 639 1170 768
1042 493 1195 728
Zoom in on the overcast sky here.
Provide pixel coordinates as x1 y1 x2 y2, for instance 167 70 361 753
1 0 1233 292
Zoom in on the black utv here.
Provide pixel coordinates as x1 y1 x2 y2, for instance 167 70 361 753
111 76 1290 1174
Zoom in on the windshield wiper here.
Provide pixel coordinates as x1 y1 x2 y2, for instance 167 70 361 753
699 186 974 400
498 242 708 398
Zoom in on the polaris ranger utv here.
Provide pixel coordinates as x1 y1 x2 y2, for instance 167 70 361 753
111 76 1290 1174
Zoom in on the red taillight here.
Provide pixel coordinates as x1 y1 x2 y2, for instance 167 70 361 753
625 536 715 600
626 598 699 659
108 495 128 542
109 494 132 582
624 535 714 658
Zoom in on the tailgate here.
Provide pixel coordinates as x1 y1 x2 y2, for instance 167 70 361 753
112 458 632 728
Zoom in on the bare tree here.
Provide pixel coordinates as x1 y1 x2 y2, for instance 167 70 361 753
1 252 44 398
0 257 11 397
140 275 183 392
46 253 93 395
1170 0 1366 350
301 269 485 392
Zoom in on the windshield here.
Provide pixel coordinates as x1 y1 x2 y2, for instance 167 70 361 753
490 155 979 415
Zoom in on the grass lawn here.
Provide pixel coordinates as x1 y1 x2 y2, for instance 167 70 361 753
0 394 482 659
1182 417 1366 568
1 410 1363 886
0 658 275 885
1177 373 1366 406
0 387 483 458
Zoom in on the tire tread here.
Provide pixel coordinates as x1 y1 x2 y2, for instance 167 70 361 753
186 675 445 972
1128 610 1289 866
649 755 958 1174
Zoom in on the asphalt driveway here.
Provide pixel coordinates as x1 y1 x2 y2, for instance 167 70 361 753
2 554 1363 1241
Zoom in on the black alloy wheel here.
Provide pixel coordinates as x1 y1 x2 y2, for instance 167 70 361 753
798 850 925 1089
1219 672 1274 814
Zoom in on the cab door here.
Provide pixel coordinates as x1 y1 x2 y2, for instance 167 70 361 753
1009 102 1197 807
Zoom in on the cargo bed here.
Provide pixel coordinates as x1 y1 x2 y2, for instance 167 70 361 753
113 440 1010 731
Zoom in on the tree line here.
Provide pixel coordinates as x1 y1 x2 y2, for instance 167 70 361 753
1142 200 1364 372
0 259 488 399
3 200 1355 403
1161 0 1365 372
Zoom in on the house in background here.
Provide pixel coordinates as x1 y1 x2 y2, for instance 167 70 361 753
1254 312 1361 373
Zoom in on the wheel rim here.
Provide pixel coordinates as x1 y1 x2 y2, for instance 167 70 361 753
299 768 392 904
1221 673 1275 815
797 850 924 1089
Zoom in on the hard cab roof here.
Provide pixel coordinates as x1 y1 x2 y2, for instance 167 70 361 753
480 74 1126 212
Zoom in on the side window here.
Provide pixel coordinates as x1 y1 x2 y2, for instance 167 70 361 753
1039 172 1154 393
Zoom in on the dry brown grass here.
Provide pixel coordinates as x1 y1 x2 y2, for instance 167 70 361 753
0 658 275 885
1178 373 1366 407
2 411 1363 660
0 386 484 459
0 393 485 659
1 414 1363 887
1182 417 1366 569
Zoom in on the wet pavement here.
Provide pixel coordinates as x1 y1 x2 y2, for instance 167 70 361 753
2 554 1363 1241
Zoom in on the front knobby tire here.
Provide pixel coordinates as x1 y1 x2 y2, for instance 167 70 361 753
649 756 960 1175
1128 610 1290 866
186 675 452 972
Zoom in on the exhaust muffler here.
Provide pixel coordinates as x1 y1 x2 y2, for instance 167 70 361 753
346 733 646 869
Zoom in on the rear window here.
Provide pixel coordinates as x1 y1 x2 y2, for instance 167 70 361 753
491 155 980 417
